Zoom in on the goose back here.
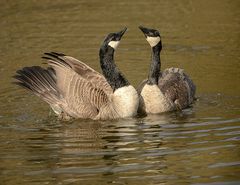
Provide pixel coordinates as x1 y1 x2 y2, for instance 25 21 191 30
159 67 196 109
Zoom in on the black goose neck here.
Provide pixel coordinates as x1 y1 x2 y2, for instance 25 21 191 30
99 45 129 91
148 42 162 85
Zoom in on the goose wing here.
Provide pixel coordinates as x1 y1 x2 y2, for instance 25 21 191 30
158 67 196 109
43 52 113 94
43 52 113 118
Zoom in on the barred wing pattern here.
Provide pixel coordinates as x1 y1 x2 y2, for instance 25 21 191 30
42 52 113 119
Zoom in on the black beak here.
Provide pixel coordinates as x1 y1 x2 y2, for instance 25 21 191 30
116 27 128 40
138 25 150 37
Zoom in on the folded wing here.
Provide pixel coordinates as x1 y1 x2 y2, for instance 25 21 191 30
158 67 196 109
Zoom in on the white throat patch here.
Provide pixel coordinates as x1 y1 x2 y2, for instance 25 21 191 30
108 41 120 49
146 36 161 47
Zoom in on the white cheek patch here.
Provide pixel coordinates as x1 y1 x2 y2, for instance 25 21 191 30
108 41 120 49
146 36 161 47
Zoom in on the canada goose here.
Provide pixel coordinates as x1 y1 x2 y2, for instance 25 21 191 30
137 26 196 114
14 28 139 120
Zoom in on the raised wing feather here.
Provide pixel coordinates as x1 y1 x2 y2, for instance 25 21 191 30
42 52 113 118
44 52 113 95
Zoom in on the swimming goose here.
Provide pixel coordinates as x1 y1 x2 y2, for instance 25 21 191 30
14 28 139 120
137 26 196 114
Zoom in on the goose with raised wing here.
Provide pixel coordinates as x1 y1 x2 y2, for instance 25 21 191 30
137 26 196 115
14 28 139 120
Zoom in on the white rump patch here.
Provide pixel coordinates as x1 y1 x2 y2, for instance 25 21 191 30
108 41 120 49
146 36 161 47
140 84 174 113
113 85 139 117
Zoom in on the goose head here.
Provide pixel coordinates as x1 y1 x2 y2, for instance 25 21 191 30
99 28 139 117
100 27 127 51
99 27 130 92
139 26 162 49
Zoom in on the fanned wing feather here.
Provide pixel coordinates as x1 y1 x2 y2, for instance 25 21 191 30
41 52 113 118
13 66 61 106
14 52 114 119
44 52 113 95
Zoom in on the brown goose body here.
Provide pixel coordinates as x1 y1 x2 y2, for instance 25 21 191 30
137 26 196 115
138 67 196 114
14 29 139 120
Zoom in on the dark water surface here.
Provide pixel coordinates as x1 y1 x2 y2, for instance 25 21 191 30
0 0 240 184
